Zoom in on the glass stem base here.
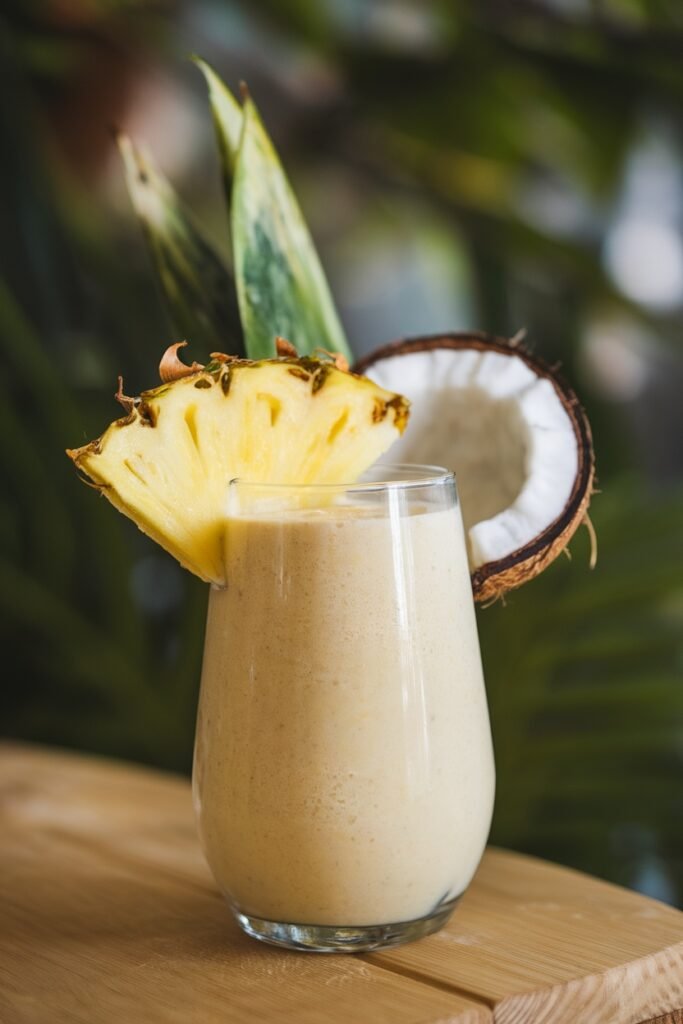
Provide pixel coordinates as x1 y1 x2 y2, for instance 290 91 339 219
234 896 461 953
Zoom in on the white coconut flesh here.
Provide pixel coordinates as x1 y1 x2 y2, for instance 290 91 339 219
357 335 594 600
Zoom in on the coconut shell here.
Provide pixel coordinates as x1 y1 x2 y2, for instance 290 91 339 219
354 332 596 603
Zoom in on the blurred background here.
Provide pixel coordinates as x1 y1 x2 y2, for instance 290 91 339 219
2 0 682 905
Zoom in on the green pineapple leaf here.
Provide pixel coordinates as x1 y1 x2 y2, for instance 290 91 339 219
117 133 244 357
222 92 351 360
195 61 351 360
192 58 243 185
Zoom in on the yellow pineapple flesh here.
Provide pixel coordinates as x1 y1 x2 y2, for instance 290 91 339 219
67 350 410 584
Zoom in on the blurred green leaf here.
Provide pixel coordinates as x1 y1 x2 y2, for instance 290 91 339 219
118 133 244 359
0 378 73 588
480 481 683 896
0 279 145 656
0 559 154 716
231 96 352 359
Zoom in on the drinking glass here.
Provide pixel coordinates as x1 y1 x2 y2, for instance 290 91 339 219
192 464 495 952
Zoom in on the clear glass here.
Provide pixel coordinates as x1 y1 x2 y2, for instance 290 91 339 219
192 464 495 952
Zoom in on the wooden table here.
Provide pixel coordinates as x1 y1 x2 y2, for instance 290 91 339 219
1 744 681 1024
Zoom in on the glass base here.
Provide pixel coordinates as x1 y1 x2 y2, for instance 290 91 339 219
234 895 461 953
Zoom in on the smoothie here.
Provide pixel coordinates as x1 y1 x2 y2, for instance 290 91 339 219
193 497 495 927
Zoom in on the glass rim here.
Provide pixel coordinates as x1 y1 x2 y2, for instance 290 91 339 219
229 463 454 493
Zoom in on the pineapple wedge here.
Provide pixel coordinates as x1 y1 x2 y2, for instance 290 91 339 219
67 347 410 584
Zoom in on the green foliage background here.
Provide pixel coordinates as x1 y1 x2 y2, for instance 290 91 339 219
2 1 682 904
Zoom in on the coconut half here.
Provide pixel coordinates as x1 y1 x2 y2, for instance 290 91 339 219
355 332 595 602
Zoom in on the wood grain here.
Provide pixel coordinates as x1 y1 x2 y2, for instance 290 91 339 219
368 851 683 1024
0 743 487 1024
1 743 682 1024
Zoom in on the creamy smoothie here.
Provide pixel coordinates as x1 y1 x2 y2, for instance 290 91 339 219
193 497 495 927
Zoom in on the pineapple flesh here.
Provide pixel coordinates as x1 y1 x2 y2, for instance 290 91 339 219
68 351 410 584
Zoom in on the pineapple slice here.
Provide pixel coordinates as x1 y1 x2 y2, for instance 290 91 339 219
67 346 410 584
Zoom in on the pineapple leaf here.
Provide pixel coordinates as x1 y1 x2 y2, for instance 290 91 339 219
194 62 351 360
192 58 243 184
230 96 352 360
117 133 244 357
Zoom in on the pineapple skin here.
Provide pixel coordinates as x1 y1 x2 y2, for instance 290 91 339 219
68 356 410 585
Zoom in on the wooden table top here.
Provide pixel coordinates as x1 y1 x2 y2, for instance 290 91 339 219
1 742 681 1024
